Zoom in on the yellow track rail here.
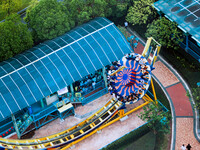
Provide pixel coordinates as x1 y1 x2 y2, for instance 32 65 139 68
0 98 122 149
142 37 161 66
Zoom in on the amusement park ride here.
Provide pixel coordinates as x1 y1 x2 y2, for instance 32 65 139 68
0 37 161 149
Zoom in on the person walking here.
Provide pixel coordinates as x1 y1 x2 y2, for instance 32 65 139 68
92 81 96 90
124 21 128 29
186 144 192 150
181 144 186 150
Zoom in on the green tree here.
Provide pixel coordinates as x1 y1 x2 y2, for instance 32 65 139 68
63 0 87 25
63 0 108 25
187 87 200 110
87 0 108 18
109 0 130 18
145 18 183 50
0 0 22 16
138 103 171 134
63 0 130 25
126 0 156 26
114 3 128 18
25 0 75 42
0 14 33 61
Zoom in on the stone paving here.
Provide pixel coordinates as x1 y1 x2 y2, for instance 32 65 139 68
166 83 193 117
153 61 200 149
31 94 146 150
32 94 112 139
176 118 199 150
73 106 145 150
152 61 179 88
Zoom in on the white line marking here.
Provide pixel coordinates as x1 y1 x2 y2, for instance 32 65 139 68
11 57 45 97
65 34 90 74
88 24 119 60
75 29 104 67
51 40 75 82
59 38 83 78
0 93 12 114
0 23 113 80
20 53 53 93
81 26 112 64
95 20 125 55
1 64 29 106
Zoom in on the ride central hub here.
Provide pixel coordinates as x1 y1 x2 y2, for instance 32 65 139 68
116 68 136 86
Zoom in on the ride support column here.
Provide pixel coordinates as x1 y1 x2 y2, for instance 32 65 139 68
102 67 108 88
11 114 21 139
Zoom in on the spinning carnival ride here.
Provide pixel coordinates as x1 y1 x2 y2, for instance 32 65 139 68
107 53 152 104
0 38 161 149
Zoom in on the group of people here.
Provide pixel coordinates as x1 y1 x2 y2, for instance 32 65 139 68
74 71 103 95
181 144 192 150
107 53 151 103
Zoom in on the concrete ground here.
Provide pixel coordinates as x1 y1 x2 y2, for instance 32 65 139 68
31 93 146 150
32 94 112 139
72 105 145 150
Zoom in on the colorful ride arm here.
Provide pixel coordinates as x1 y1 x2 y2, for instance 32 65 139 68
142 37 161 67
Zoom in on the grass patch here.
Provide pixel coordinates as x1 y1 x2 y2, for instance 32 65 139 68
119 131 156 150
102 123 150 150
148 78 171 150
155 131 171 150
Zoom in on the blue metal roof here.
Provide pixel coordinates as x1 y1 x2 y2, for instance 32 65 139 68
0 17 132 120
154 0 200 43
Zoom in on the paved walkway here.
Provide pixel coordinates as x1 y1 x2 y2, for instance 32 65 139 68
128 27 200 150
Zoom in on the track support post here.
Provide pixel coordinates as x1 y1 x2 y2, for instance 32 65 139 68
102 67 108 88
119 109 125 117
11 114 21 139
151 79 158 105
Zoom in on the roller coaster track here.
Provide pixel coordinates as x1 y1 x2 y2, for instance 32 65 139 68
0 98 123 149
0 37 160 149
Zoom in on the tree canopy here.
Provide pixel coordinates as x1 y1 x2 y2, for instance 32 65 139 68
63 0 130 25
24 0 130 43
126 0 156 26
0 0 22 16
138 103 171 134
25 0 75 42
63 0 108 25
187 87 200 110
145 18 183 50
0 14 33 61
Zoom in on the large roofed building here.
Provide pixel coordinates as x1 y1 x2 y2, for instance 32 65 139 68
154 0 200 62
0 17 132 138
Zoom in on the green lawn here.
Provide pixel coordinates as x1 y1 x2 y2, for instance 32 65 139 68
155 132 170 150
119 131 156 150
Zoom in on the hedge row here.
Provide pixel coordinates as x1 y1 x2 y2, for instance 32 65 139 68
101 123 150 150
